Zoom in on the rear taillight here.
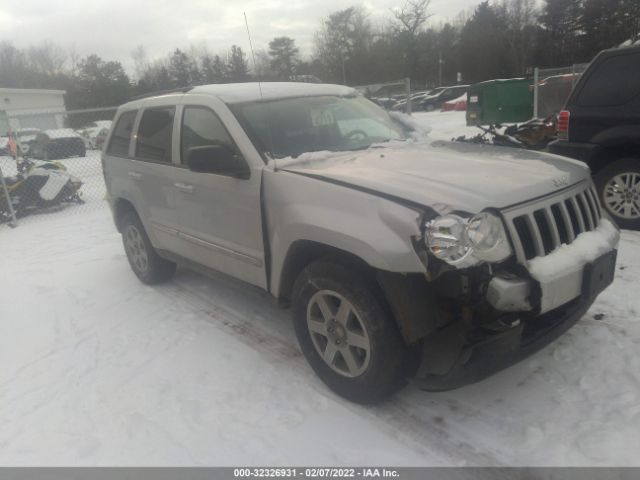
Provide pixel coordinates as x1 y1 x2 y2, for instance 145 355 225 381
557 110 570 140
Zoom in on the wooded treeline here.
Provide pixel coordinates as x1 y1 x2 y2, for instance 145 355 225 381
0 0 638 110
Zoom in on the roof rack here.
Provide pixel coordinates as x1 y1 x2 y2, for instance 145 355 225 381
130 86 194 102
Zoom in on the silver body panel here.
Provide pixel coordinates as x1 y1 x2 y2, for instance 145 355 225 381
102 82 619 316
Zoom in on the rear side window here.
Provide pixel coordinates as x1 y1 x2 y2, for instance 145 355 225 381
180 106 237 165
577 53 640 107
106 110 137 157
135 107 175 163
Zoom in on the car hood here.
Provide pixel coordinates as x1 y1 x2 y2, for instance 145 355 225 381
279 140 590 213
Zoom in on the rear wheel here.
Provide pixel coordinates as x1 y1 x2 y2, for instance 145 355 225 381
595 158 640 230
120 210 176 284
292 260 410 404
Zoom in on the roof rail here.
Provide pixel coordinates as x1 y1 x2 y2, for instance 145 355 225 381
130 86 194 102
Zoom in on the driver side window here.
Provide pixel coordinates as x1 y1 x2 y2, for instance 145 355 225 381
180 106 237 165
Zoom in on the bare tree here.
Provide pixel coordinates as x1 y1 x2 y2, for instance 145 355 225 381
131 45 148 81
27 41 67 76
314 6 374 84
68 44 81 77
392 0 432 37
391 0 433 79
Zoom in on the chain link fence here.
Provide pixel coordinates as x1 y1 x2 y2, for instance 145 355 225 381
1 107 116 228
533 64 589 119
354 79 412 113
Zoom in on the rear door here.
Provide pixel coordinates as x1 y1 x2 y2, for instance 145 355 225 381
568 50 640 143
131 100 183 253
104 99 182 254
171 94 266 288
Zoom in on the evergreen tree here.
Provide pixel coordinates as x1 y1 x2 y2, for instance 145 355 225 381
268 37 299 80
227 45 249 82
71 54 131 109
581 0 639 58
168 49 200 87
458 2 511 83
538 0 583 66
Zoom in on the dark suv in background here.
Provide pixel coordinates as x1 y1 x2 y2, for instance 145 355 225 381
549 44 640 229
420 85 469 112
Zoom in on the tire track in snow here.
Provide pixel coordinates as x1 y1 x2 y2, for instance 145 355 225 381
162 275 505 466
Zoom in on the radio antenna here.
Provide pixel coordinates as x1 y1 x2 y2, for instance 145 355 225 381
244 12 277 171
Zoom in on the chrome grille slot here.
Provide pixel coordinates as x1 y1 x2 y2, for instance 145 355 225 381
503 182 602 263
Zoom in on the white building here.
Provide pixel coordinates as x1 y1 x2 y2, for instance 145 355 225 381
0 88 66 135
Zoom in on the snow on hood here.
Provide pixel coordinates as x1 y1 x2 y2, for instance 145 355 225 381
277 140 591 213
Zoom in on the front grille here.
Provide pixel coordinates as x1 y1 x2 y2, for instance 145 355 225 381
503 182 602 263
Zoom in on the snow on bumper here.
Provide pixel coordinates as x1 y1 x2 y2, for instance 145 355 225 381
527 218 620 313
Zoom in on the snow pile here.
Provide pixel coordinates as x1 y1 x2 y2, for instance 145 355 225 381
389 110 432 138
528 218 620 282
3 110 640 466
272 150 350 169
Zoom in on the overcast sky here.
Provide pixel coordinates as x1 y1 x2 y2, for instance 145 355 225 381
0 0 479 74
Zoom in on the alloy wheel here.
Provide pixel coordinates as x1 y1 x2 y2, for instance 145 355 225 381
306 290 371 378
603 172 640 220
124 225 149 274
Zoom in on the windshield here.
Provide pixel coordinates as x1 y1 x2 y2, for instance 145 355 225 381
231 95 406 159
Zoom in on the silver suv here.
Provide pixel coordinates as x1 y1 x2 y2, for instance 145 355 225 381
102 83 619 403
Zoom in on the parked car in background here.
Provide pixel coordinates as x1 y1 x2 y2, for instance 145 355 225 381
442 94 467 111
78 120 113 149
29 129 87 160
392 91 430 111
93 127 110 149
420 85 469 111
549 44 640 229
15 128 41 155
369 97 395 109
0 136 8 156
103 82 618 403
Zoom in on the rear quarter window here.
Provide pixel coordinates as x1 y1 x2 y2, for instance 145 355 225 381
576 52 640 107
106 110 137 157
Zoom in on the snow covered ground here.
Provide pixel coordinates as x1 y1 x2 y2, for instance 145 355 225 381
2 111 640 466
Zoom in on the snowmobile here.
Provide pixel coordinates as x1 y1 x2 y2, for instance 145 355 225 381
0 158 84 222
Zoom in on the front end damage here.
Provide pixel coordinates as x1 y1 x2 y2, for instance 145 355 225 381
381 181 620 391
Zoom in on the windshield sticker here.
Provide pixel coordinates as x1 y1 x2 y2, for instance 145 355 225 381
311 109 336 127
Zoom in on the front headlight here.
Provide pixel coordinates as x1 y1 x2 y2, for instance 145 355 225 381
425 212 512 268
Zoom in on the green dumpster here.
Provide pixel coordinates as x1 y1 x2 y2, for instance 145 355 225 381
466 78 533 126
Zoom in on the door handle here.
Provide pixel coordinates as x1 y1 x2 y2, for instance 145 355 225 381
128 171 142 180
174 182 195 193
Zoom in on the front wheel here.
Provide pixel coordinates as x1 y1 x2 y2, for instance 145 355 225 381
291 260 410 404
120 210 176 284
595 158 640 230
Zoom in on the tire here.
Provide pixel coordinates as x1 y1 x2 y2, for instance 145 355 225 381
291 260 410 404
425 103 435 112
595 157 640 230
120 210 176 284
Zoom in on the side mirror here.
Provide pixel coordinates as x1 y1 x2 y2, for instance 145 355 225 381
186 145 249 179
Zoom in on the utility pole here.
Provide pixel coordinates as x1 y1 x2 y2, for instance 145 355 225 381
405 77 412 115
341 54 346 85
438 51 443 87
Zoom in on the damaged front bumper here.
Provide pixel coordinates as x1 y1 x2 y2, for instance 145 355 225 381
414 218 619 391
